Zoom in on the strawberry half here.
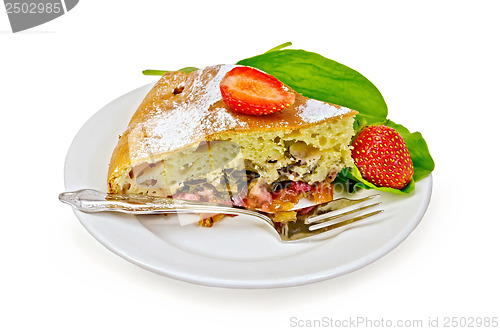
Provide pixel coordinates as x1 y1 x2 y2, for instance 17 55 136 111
351 125 414 190
220 66 295 115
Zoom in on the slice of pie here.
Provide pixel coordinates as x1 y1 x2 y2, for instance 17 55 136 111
107 64 357 225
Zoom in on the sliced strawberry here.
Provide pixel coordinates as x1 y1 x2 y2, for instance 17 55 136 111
220 66 295 115
351 125 414 189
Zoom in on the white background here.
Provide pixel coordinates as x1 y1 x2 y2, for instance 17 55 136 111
1 1 499 330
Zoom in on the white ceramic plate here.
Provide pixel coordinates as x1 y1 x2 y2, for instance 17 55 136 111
64 83 433 288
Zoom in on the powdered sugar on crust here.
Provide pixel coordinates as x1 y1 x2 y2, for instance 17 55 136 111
210 107 246 131
128 65 250 161
297 99 352 123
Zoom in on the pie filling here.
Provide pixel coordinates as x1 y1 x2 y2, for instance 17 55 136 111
112 135 348 226
171 169 338 226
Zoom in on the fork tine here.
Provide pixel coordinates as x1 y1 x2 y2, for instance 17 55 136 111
326 194 380 208
281 209 383 241
298 194 380 220
307 209 384 237
306 202 382 226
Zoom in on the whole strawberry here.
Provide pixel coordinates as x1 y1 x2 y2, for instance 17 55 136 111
351 125 413 189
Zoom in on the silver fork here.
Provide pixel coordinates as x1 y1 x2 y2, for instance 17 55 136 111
59 189 383 242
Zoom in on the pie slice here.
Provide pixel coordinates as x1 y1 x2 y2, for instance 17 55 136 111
107 65 357 225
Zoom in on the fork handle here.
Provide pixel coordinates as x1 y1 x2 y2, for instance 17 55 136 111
59 189 269 221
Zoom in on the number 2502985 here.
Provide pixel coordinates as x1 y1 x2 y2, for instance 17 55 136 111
5 2 62 14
